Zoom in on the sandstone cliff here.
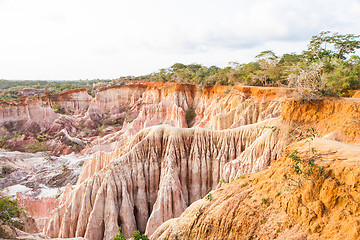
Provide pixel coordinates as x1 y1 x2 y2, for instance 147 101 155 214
44 119 288 239
152 137 360 240
3 83 360 240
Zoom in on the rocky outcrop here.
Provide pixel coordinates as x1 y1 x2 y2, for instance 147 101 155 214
193 86 291 130
43 117 289 239
84 83 291 154
153 138 360 240
0 98 58 133
5 82 360 240
0 89 92 132
44 89 92 115
0 82 292 155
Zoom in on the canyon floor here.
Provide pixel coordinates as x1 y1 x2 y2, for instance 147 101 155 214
1 82 360 239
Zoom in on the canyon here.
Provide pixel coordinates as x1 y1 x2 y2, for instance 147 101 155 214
1 82 360 239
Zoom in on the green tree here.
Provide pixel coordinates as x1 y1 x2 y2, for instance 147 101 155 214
255 50 280 86
304 31 360 60
170 63 187 72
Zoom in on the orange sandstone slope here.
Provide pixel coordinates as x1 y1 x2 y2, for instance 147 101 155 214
152 97 360 240
153 138 360 240
282 98 360 143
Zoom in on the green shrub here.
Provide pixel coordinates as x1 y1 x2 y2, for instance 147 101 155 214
185 106 195 124
3 145 12 150
0 136 7 148
0 197 21 225
133 230 149 240
61 164 67 170
262 198 270 207
288 127 324 181
241 182 249 188
113 227 126 240
87 92 95 98
125 118 133 124
113 227 149 240
205 193 212 201
2 165 12 175
52 104 66 114
28 141 47 153
36 133 49 142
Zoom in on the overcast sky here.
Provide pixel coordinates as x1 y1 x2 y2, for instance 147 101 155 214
0 0 359 80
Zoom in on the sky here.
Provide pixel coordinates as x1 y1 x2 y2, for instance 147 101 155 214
0 0 359 80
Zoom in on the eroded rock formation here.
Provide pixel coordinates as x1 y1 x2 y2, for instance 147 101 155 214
3 82 360 240
152 138 360 240
0 82 291 155
43 121 289 239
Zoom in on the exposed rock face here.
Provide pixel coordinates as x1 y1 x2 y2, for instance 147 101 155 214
153 138 360 240
0 89 91 131
0 98 58 132
6 82 360 240
44 89 93 115
281 98 360 143
192 86 290 130
0 82 291 155
44 119 288 239
85 84 291 154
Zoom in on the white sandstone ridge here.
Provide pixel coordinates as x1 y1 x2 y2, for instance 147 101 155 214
86 84 289 154
44 118 290 240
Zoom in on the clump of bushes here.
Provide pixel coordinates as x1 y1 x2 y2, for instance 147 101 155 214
205 193 212 201
1 165 13 175
113 227 126 240
262 198 270 207
133 230 149 240
36 133 49 142
113 227 149 240
185 106 195 124
28 141 47 153
52 104 66 114
0 136 7 148
0 197 21 225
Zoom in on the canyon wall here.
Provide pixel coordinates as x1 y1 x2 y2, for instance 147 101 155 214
44 120 289 239
0 89 92 130
152 138 360 240
44 88 93 115
4 82 359 239
35 83 294 239
0 98 57 132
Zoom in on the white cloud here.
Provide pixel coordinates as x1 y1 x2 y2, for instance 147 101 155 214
0 0 359 79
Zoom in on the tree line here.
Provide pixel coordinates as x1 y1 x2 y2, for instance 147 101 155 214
134 31 360 96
